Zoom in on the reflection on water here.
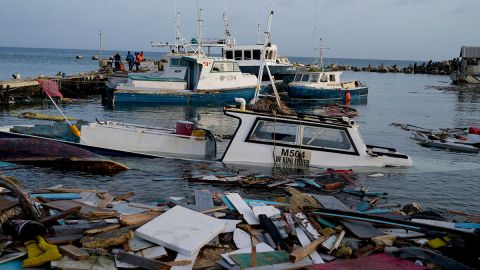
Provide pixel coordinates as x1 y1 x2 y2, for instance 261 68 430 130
0 72 479 214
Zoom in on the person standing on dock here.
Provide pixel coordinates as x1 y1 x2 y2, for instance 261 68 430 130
126 51 134 71
113 53 121 71
134 52 141 71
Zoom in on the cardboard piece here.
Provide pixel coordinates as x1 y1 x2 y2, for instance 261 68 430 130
136 206 226 256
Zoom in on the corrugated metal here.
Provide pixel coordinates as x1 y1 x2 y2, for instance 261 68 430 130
460 46 480 58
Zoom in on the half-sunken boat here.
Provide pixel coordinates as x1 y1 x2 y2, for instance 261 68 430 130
0 120 217 160
221 102 412 168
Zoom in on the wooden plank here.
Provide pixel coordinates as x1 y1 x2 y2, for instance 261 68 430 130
119 210 161 226
46 234 83 245
230 251 290 269
116 251 167 270
84 224 120 235
289 236 327 263
43 200 117 220
170 252 198 270
52 221 108 235
226 193 259 225
295 227 323 264
81 227 133 249
59 245 90 260
40 206 82 225
31 193 81 200
97 193 114 208
135 205 226 256
311 195 383 239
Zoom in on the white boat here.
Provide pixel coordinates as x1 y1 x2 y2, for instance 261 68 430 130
0 120 217 160
412 132 479 154
221 103 412 168
450 46 480 84
222 44 296 82
113 53 264 104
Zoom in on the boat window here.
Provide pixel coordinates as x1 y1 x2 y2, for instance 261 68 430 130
301 74 310 82
170 58 188 67
330 74 336 82
302 126 354 152
253 50 261 60
320 73 328 82
244 50 252 60
294 74 302 81
249 120 297 145
310 74 319 82
225 50 233 59
211 62 240 72
234 50 243 60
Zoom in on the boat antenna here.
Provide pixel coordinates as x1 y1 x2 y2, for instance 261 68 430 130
223 0 231 45
253 0 281 108
318 38 329 71
174 0 180 52
313 0 318 64
196 0 205 55
256 12 261 45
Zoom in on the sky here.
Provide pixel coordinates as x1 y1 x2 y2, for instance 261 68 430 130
0 0 478 61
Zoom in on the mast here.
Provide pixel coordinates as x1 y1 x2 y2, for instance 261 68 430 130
99 31 103 61
253 0 281 107
196 0 205 55
318 38 329 71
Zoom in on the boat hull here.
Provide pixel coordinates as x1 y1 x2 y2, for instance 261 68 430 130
287 86 368 100
0 138 128 174
114 87 267 104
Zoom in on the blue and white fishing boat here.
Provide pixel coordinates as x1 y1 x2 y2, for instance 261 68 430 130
287 69 368 100
113 6 267 104
114 53 264 104
287 39 368 101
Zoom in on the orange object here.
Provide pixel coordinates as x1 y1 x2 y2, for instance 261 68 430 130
325 181 343 190
345 91 351 103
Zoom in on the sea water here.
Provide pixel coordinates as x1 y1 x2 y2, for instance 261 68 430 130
0 47 478 214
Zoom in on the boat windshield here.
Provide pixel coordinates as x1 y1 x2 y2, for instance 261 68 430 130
211 62 241 72
294 74 302 81
301 126 354 152
249 120 297 145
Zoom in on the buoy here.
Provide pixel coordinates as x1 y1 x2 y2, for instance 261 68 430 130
345 91 351 102
69 125 81 137
75 55 83 59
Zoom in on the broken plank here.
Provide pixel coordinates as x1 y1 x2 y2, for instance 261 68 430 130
59 245 90 260
40 206 81 225
46 234 83 245
231 251 290 269
226 193 259 225
290 236 327 263
295 227 323 264
84 224 120 235
119 210 162 226
43 200 117 220
116 251 169 270
170 252 198 270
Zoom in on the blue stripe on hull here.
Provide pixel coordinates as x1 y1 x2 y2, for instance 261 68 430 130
287 86 368 100
114 87 268 104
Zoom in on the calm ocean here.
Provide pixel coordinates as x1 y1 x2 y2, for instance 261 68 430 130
0 47 479 215
0 46 421 80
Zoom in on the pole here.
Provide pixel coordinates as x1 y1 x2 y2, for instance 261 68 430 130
99 31 103 61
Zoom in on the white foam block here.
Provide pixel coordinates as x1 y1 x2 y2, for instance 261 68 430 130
226 193 259 225
136 205 226 256
252 206 281 218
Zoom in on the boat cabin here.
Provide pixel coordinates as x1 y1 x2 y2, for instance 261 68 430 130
293 71 341 85
224 44 277 62
222 106 412 168
121 54 256 92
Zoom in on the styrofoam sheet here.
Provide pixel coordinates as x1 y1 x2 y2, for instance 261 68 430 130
136 206 226 256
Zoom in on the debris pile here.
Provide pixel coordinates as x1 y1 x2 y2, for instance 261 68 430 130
0 175 478 269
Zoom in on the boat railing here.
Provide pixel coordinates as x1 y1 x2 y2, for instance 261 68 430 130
94 122 206 140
